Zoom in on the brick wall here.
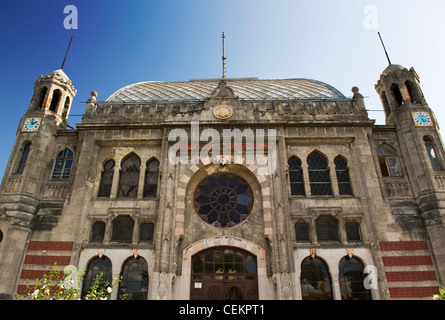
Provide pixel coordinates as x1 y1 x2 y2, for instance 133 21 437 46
16 241 74 296
379 241 440 299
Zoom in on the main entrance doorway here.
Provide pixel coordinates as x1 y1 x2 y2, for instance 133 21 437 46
190 247 258 300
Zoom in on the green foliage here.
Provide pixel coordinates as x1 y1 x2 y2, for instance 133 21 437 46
15 263 126 300
433 286 445 300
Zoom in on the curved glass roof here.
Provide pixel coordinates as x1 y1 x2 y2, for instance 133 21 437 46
105 78 346 103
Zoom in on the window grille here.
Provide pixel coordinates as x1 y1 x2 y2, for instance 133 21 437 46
117 154 141 198
300 257 333 300
118 256 149 300
98 160 115 197
307 152 332 196
288 157 305 196
111 216 134 243
334 156 353 196
295 222 310 242
345 222 362 242
143 159 159 197
316 215 339 241
91 221 106 242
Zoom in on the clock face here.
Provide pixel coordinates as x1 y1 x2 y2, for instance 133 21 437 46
413 111 432 127
23 117 41 132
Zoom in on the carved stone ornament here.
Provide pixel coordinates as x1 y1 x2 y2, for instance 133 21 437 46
98 249 104 258
213 104 233 119
309 248 317 258
346 248 354 258
133 249 140 258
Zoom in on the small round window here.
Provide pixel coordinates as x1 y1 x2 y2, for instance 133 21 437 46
193 173 254 228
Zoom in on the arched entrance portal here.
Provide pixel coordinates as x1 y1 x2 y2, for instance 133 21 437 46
190 247 258 300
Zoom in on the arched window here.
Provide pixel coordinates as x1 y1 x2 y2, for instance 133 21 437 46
37 87 48 109
111 216 134 243
307 151 332 196
139 223 154 242
0 229 3 243
300 256 333 300
424 136 441 170
16 142 31 174
345 222 362 242
49 89 62 112
143 158 159 197
98 160 115 198
295 222 310 242
118 256 149 300
117 154 141 198
51 148 74 179
339 256 372 300
334 156 352 196
81 255 112 299
377 144 402 177
62 97 70 119
390 83 403 107
91 221 106 242
405 80 419 103
381 91 390 116
288 157 305 196
315 215 339 242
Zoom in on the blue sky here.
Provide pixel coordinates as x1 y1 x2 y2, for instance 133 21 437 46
1 0 445 179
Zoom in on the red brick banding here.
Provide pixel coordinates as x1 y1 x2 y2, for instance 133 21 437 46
27 241 74 251
385 271 437 282
382 255 433 266
389 286 440 298
379 241 429 251
23 255 71 266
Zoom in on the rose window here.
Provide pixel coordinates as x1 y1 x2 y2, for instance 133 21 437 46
193 173 254 228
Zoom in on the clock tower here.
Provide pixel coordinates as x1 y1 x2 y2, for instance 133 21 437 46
375 64 445 284
0 69 76 299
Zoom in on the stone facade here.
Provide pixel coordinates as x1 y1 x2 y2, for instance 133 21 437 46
0 64 443 300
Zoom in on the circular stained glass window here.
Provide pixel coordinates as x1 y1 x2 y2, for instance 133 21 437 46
194 173 254 228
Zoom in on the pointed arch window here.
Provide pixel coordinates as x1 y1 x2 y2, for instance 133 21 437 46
49 89 62 112
118 256 149 300
51 148 73 179
316 215 339 242
16 142 31 174
307 151 332 196
339 256 372 300
405 80 420 103
111 215 134 243
377 144 402 177
423 136 441 170
288 157 305 196
381 91 391 116
143 158 159 197
37 87 48 109
117 154 141 198
390 83 403 107
98 159 115 198
334 156 353 196
300 256 333 300
81 255 112 299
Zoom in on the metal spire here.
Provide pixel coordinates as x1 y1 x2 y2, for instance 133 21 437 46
61 36 73 70
222 32 227 79
378 32 392 65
